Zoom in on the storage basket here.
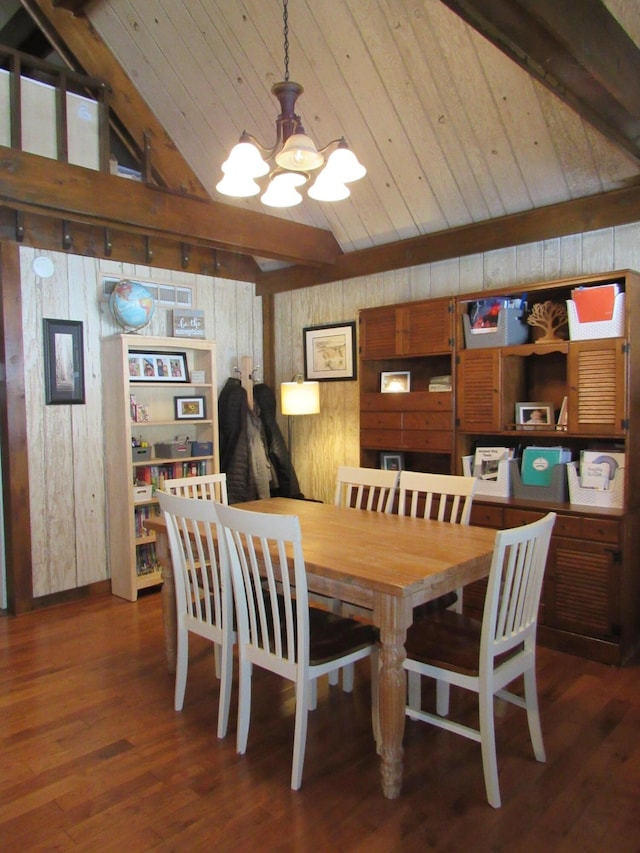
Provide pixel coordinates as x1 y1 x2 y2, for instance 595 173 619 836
462 455 511 497
566 461 624 508
566 292 625 340
510 459 567 503
132 484 153 503
154 439 192 459
462 308 529 349
191 440 213 456
131 445 151 462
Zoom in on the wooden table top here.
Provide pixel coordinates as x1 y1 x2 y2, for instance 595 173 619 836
148 497 496 605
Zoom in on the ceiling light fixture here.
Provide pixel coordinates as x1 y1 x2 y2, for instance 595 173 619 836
216 0 366 209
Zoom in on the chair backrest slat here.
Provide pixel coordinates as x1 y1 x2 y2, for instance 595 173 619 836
398 470 476 524
335 465 399 513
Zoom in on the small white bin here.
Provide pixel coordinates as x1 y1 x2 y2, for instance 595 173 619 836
566 461 624 508
566 292 625 340
462 455 511 497
133 484 153 504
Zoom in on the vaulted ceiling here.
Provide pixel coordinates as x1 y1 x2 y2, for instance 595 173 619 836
3 0 640 293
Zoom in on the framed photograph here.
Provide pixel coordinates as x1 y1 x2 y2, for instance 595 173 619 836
174 395 206 420
303 321 357 381
380 452 404 471
43 318 85 405
129 350 189 383
515 401 554 429
381 371 411 393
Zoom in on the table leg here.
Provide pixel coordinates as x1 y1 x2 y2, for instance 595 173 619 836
374 594 411 799
154 529 177 675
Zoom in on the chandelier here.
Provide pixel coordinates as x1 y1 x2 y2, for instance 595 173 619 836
216 0 366 208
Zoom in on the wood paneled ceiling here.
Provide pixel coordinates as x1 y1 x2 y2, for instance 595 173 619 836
5 0 640 292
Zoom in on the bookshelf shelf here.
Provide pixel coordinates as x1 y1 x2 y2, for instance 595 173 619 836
102 334 219 601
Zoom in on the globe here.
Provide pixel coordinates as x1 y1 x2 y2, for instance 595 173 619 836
110 280 156 331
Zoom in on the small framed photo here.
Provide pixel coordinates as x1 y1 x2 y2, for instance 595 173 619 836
129 350 189 383
303 321 357 381
174 395 206 420
381 371 411 393
43 318 85 404
515 402 554 429
380 452 404 471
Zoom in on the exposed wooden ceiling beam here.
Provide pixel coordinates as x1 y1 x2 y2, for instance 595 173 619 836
255 183 640 294
0 146 342 266
51 1 88 13
439 0 640 162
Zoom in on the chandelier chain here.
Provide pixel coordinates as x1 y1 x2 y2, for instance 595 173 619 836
283 0 289 82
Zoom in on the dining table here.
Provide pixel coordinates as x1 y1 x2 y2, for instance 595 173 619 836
145 496 496 799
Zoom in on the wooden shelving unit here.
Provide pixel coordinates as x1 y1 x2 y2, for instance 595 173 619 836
102 334 219 601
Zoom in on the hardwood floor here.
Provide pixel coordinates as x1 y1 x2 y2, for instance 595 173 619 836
1 591 639 852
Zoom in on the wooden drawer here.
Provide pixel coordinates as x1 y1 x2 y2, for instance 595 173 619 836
400 430 452 451
360 412 402 430
403 411 452 431
504 509 620 545
470 504 503 528
360 429 401 449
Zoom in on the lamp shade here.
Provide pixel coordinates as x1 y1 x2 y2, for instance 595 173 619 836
280 379 320 415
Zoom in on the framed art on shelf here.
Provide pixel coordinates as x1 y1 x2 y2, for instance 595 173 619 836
380 452 404 471
174 395 206 420
303 321 357 381
129 350 189 383
515 401 554 429
381 371 411 393
43 318 85 405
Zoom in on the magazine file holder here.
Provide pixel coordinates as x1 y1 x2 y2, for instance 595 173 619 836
462 455 511 497
510 459 567 503
566 461 624 508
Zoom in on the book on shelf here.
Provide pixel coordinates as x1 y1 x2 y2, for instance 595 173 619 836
428 374 452 392
472 446 512 480
571 283 619 322
520 446 572 487
579 450 625 490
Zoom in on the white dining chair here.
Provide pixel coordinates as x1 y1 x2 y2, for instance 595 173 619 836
398 469 477 613
162 472 228 503
334 465 399 513
403 511 556 808
215 501 379 790
156 490 234 739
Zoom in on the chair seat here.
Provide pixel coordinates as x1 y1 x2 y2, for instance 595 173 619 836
405 609 521 676
412 591 458 621
308 607 378 664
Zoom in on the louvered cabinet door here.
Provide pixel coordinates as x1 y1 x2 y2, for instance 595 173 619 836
457 349 501 431
359 306 398 358
567 339 627 436
544 536 620 640
400 299 453 355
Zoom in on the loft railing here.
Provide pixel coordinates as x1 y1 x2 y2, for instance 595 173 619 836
0 44 111 172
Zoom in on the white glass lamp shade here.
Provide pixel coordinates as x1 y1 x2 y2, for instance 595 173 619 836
308 171 350 202
261 171 306 207
324 145 366 183
216 172 261 198
275 133 324 171
222 140 269 178
280 380 320 415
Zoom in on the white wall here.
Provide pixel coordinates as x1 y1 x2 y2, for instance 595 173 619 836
19 248 262 598
275 223 640 504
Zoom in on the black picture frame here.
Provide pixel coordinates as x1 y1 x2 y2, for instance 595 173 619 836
43 319 85 405
174 395 206 420
303 321 357 382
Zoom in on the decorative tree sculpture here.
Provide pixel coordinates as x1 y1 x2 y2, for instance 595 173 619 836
527 300 568 343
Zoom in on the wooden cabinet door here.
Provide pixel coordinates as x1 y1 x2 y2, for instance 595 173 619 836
399 299 453 355
457 349 501 431
544 536 620 640
567 338 627 436
359 306 397 358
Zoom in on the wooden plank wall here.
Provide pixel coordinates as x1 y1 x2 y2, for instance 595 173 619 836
18 247 262 598
275 223 640 504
